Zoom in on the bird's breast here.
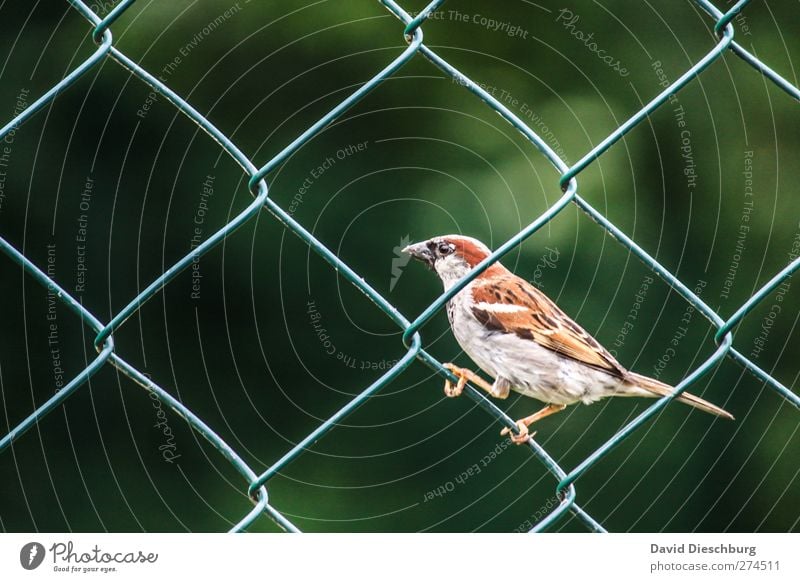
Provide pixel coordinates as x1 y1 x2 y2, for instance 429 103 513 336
447 288 622 405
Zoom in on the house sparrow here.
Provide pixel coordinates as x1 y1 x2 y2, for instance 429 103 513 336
403 235 733 445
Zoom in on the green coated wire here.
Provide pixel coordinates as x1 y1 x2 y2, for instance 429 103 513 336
0 22 111 139
91 0 137 41
713 0 752 35
0 237 114 453
110 353 300 533
695 1 800 103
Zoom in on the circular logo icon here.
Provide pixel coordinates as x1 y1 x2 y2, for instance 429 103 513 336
19 542 45 570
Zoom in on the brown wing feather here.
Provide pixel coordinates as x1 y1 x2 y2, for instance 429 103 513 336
471 275 626 378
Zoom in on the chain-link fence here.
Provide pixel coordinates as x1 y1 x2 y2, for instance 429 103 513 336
1 0 798 533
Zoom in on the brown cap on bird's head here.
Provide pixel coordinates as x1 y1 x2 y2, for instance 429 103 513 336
403 235 507 278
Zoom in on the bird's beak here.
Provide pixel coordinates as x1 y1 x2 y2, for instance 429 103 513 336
402 241 435 269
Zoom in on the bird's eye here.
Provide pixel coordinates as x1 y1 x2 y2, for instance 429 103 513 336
438 242 454 255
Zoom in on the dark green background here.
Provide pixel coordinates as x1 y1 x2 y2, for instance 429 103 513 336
0 0 798 532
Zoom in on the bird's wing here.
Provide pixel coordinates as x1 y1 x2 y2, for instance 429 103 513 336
470 275 626 378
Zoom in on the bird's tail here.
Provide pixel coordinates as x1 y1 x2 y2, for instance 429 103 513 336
624 372 734 420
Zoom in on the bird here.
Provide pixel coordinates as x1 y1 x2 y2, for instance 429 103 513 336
403 235 733 445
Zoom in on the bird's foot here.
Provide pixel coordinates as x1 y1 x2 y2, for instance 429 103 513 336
501 420 536 445
499 404 566 444
442 363 469 398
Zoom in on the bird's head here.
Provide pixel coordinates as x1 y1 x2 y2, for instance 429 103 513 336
403 235 508 288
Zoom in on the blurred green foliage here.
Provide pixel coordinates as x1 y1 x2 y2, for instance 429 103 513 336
0 0 798 533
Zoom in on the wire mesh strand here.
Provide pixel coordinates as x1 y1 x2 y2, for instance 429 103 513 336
0 0 798 533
